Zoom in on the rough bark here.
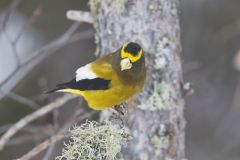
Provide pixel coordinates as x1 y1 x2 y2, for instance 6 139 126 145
90 0 185 159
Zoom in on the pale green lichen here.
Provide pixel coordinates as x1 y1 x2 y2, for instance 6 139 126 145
147 81 170 110
89 0 101 14
160 81 170 102
56 121 125 160
113 0 126 14
151 135 169 156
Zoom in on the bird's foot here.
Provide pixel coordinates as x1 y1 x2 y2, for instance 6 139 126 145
113 103 127 115
109 103 127 126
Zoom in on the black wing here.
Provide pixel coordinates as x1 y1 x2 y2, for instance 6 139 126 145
46 78 111 93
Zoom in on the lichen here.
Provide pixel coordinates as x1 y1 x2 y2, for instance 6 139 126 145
56 121 126 160
113 0 125 14
151 135 169 156
89 0 101 14
160 81 170 103
147 81 170 110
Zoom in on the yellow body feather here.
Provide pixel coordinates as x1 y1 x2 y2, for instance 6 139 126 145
60 54 146 110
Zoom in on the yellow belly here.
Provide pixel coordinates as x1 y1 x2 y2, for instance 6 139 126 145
61 83 143 110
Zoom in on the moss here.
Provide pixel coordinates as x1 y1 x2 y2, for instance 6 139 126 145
147 81 170 110
56 121 126 160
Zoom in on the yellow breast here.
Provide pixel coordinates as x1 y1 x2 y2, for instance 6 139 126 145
80 77 144 110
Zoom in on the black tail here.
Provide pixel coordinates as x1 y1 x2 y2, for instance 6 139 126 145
45 87 63 94
45 79 75 94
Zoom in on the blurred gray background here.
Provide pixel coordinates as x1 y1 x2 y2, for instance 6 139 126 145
0 0 240 159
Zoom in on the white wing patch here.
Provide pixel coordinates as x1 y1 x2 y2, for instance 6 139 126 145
76 64 97 81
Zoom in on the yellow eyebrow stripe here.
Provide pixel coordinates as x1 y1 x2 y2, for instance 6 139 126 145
121 49 143 62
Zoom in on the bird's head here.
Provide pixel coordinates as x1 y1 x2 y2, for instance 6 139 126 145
120 42 143 71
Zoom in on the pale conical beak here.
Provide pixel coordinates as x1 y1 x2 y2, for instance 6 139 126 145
120 58 132 71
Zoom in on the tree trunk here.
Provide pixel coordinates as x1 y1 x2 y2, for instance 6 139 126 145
90 0 185 159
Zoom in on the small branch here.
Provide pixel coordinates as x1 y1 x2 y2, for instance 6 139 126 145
0 24 94 99
53 109 59 131
0 94 78 151
0 1 94 101
66 10 94 23
0 90 40 109
0 124 53 134
18 110 97 160
42 102 83 160
21 22 80 65
1 0 22 30
16 134 66 160
13 5 42 44
0 0 23 65
42 109 96 160
42 145 55 160
2 29 21 66
42 101 84 160
6 129 53 146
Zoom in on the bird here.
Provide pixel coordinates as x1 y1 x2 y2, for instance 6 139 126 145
47 42 146 110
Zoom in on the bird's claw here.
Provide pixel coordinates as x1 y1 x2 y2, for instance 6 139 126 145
113 103 127 115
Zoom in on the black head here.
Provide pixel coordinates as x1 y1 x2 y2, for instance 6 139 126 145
123 42 142 56
113 42 145 75
121 42 143 64
112 42 145 83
